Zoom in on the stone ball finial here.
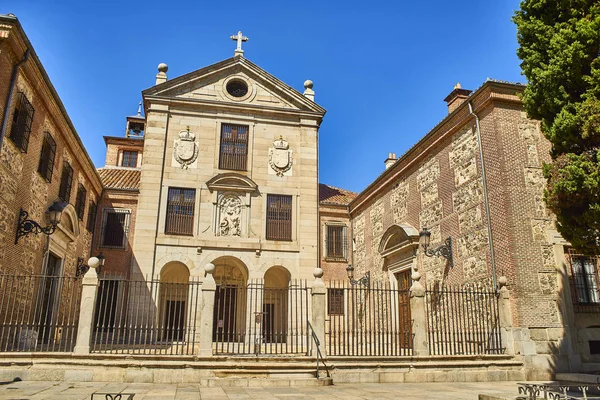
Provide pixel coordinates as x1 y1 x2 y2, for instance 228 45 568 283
313 267 324 279
204 263 215 275
87 256 100 269
498 276 508 288
454 82 461 90
304 80 314 90
158 63 168 73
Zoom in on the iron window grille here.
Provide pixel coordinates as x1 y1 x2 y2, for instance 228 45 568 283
37 132 56 183
121 151 138 167
86 201 97 232
75 184 87 220
100 209 131 248
326 225 348 260
9 92 34 153
218 124 249 171
569 251 600 304
266 194 292 241
165 188 195 236
58 162 73 202
327 288 344 315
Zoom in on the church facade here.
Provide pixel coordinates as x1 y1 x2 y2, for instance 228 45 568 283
2 15 600 382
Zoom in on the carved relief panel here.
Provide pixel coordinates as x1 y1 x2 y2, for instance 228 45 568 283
218 194 243 237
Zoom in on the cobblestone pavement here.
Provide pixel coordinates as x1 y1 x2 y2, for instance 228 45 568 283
0 380 524 399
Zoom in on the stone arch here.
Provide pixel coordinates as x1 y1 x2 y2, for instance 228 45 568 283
55 203 79 243
378 224 420 288
155 253 196 277
158 261 190 342
264 265 290 288
211 255 248 285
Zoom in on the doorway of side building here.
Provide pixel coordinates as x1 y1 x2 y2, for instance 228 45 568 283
159 262 190 342
39 253 62 345
212 257 248 343
395 269 412 349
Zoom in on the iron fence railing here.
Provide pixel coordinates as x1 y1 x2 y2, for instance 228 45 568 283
325 280 413 356
0 274 82 352
91 276 202 355
425 284 503 355
213 279 310 355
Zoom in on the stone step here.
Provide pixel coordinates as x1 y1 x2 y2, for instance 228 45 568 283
206 376 333 387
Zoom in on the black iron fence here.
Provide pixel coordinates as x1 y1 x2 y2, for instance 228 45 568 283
425 284 503 355
0 274 82 352
325 280 413 356
91 276 202 355
213 279 310 355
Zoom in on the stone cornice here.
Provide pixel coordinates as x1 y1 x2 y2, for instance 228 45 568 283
144 95 324 125
0 15 103 195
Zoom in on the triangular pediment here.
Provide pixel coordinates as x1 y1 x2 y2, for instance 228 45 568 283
143 57 325 115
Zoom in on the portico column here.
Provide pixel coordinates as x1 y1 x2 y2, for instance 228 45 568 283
74 268 99 354
310 267 327 357
198 263 216 357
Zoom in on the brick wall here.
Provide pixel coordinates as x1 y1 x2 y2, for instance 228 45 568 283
0 21 101 277
319 203 352 281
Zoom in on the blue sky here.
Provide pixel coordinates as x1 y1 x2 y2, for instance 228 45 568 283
3 0 524 194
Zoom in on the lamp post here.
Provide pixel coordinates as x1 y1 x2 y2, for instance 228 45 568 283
15 201 67 244
346 264 370 287
418 228 453 267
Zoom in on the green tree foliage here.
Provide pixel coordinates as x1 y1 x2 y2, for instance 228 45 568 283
514 0 600 253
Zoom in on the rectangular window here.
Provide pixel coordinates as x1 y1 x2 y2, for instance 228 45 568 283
326 225 348 260
327 288 344 315
219 123 249 171
37 132 56 183
86 201 97 232
58 162 73 202
100 209 131 248
266 194 292 241
572 255 600 304
165 187 195 236
121 151 138 167
75 184 87 220
9 92 35 153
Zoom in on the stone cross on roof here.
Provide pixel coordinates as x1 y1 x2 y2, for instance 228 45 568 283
230 31 248 57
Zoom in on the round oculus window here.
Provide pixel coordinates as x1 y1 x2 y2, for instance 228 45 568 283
226 79 249 98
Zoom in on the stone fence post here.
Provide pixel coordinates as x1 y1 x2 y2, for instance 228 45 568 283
497 276 515 356
310 267 327 357
410 265 429 356
198 263 216 357
74 267 99 354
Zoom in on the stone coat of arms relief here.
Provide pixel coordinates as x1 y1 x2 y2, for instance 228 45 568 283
218 195 242 237
268 136 293 176
173 127 199 169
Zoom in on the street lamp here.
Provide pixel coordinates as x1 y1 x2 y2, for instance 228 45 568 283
419 228 453 267
346 264 370 287
15 201 68 244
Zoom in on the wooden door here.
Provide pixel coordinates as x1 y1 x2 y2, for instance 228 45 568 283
395 270 412 349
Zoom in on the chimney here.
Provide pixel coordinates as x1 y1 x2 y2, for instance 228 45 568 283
303 80 315 101
444 83 472 114
384 152 397 170
156 63 168 85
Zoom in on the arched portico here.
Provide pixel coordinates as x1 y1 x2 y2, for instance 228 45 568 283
211 256 248 343
158 262 190 341
263 266 291 343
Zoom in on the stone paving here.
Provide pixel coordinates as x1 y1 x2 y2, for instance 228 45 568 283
0 380 525 399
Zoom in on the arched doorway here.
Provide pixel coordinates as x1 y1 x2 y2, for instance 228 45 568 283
211 256 248 343
378 223 420 350
263 266 291 344
159 262 190 341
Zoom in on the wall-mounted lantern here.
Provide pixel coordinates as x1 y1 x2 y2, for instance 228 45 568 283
15 201 67 244
419 228 453 267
